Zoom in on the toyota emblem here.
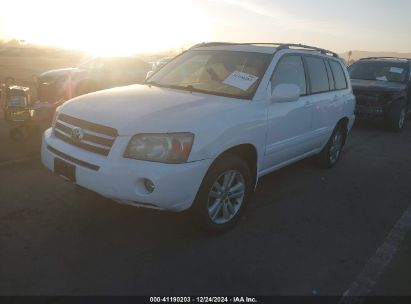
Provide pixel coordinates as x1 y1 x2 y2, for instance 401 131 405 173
71 127 84 143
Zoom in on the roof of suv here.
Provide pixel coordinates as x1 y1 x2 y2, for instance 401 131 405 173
191 42 339 58
359 57 411 62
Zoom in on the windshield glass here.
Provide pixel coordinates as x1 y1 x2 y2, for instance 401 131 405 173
348 61 410 83
146 50 273 99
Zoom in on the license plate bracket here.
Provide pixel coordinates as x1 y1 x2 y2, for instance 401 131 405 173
54 158 76 182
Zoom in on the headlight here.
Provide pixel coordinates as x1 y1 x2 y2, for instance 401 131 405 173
124 133 194 164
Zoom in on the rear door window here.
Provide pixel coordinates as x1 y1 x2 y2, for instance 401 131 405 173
329 60 348 90
305 56 330 94
324 60 335 90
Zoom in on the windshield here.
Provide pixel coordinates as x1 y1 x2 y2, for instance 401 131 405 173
348 61 410 83
146 50 273 99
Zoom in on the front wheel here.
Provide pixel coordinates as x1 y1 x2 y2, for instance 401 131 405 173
317 124 346 168
191 154 252 233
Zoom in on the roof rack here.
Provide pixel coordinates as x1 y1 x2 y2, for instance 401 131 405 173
191 42 339 58
360 57 411 61
276 43 339 58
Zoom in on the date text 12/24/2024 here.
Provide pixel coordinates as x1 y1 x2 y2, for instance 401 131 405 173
150 297 258 303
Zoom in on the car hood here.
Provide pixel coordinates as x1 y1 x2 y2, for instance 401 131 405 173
351 79 407 93
60 84 249 135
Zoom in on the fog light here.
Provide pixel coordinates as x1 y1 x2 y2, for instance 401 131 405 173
144 179 155 193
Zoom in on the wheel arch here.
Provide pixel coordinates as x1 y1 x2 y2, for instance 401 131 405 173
211 144 259 190
337 117 349 145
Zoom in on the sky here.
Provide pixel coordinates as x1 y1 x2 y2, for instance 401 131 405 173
1 0 410 55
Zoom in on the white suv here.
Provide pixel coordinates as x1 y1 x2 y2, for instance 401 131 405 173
41 43 355 232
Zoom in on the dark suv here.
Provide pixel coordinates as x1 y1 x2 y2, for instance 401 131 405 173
348 57 411 131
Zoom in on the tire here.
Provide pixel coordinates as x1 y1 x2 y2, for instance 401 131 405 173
317 123 346 168
385 101 407 132
190 154 252 234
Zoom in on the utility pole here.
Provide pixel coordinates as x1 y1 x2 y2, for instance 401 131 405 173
348 50 353 65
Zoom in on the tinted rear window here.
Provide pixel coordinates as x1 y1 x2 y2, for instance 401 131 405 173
329 60 348 90
305 57 330 94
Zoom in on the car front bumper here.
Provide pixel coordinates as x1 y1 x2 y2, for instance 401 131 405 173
41 128 213 211
355 105 385 120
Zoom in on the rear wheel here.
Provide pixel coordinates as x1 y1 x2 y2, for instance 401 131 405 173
317 123 346 168
191 154 252 233
386 101 407 132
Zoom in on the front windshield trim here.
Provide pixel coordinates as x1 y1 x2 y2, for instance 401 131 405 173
146 50 275 100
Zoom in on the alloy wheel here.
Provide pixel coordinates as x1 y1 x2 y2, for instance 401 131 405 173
207 170 245 225
329 130 343 164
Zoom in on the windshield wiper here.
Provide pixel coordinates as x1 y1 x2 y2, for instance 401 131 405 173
167 84 196 92
146 82 251 99
145 81 194 91
145 80 167 88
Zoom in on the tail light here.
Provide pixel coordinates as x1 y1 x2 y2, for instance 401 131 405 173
64 76 75 100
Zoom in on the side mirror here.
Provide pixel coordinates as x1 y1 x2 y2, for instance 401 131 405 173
271 83 300 103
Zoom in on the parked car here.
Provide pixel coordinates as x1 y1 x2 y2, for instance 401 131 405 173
31 57 151 126
37 56 151 102
349 57 411 131
41 42 355 232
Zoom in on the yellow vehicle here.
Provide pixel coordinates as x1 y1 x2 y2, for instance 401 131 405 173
2 80 48 140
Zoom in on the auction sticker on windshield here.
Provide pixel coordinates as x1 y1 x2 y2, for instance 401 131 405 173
223 70 259 91
389 67 404 74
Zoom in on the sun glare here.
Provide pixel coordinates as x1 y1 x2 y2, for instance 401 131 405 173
1 0 212 56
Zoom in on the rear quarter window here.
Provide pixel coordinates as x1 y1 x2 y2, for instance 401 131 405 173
305 56 330 94
329 60 348 90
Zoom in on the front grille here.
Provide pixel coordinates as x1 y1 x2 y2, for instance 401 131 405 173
354 90 395 107
354 91 379 106
54 113 118 156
